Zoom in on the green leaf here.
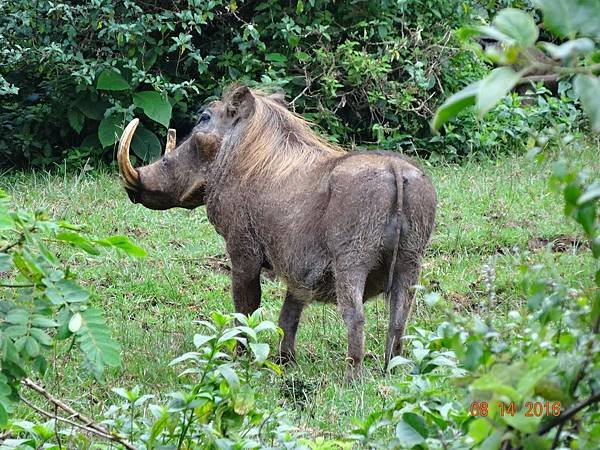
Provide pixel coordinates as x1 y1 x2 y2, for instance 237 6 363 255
98 113 124 148
25 336 40 357
480 430 503 450
193 334 214 349
30 328 52 346
492 8 538 46
535 0 600 40
387 355 412 371
469 418 493 443
0 402 7 427
540 38 595 60
266 53 287 63
75 308 122 375
471 363 523 401
217 365 240 391
423 292 441 307
477 67 522 116
131 126 162 162
295 51 310 62
68 108 85 134
517 357 558 397
45 279 89 305
112 387 131 400
523 435 552 450
4 325 28 338
0 379 11 397
458 25 512 43
69 312 83 332
55 231 100 255
6 308 28 325
0 206 13 230
577 182 600 205
395 414 427 447
133 91 172 128
31 316 58 328
233 385 255 415
503 409 540 433
76 97 110 120
574 74 600 132
97 69 130 91
576 202 596 236
431 81 480 131
95 235 147 258
249 342 269 364
464 340 484 370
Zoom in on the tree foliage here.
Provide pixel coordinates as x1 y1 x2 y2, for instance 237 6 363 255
0 0 575 167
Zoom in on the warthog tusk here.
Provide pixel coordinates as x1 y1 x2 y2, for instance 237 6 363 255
117 118 140 189
165 128 176 154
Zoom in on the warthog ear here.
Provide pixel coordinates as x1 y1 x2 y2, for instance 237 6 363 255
193 132 221 160
228 85 255 118
268 89 286 106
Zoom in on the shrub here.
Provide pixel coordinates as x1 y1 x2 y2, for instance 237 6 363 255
0 189 145 423
0 0 554 168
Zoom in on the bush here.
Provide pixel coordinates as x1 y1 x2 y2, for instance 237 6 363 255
0 0 558 168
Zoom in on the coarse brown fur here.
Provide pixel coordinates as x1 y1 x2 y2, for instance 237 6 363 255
118 85 437 380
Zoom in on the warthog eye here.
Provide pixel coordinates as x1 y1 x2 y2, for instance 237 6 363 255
198 112 211 124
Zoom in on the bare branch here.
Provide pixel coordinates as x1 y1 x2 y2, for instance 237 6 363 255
20 378 136 450
539 391 600 436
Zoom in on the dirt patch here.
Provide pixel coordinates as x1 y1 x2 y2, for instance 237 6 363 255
527 235 587 253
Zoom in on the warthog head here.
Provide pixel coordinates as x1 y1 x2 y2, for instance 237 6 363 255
118 120 220 210
117 86 283 210
117 86 281 210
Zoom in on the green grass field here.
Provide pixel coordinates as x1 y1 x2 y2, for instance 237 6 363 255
2 138 598 437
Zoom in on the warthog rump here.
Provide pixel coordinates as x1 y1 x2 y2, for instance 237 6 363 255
117 86 437 380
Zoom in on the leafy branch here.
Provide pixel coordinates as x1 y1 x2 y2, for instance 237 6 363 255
0 188 146 426
432 2 600 132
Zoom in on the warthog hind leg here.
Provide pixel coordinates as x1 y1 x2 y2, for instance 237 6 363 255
335 268 368 381
384 256 420 371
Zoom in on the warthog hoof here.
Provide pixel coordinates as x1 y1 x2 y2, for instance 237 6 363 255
274 351 297 366
345 362 364 382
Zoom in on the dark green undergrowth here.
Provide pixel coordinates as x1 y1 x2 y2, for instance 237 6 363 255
3 0 579 168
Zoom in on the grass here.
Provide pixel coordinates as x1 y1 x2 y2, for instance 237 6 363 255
2 138 598 437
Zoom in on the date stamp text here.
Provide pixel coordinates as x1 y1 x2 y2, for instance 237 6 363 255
469 401 561 417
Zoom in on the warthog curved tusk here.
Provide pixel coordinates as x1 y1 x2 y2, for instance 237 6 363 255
117 118 140 189
165 128 176 154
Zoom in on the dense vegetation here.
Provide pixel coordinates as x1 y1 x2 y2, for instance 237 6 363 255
0 0 583 167
1 0 599 449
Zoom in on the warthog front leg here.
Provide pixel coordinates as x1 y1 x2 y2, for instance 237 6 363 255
230 257 262 316
277 290 304 364
335 269 368 381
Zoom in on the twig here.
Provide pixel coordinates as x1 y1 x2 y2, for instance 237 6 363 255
19 394 134 447
20 378 136 450
517 74 559 85
550 422 565 450
290 85 310 111
538 391 600 436
528 61 600 75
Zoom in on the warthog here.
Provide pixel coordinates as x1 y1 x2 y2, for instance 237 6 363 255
117 86 436 379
